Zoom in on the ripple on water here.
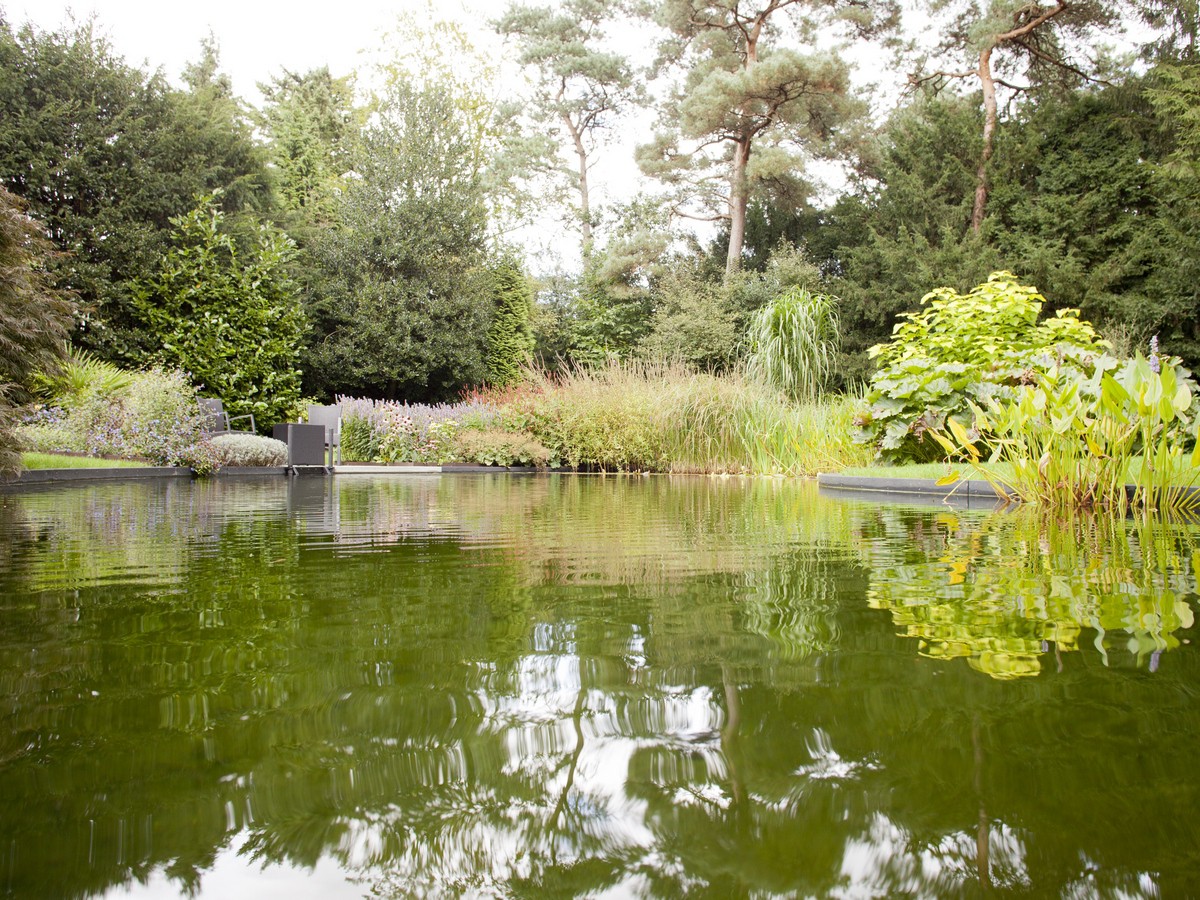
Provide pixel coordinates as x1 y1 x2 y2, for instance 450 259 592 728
0 476 1195 898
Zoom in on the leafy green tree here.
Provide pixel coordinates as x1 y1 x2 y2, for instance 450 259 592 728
496 0 639 260
987 79 1166 342
374 2 550 236
638 259 741 371
486 260 536 387
828 92 1001 386
638 0 898 277
133 193 305 429
257 66 359 230
1137 0 1200 61
0 17 274 361
1135 62 1200 360
176 37 273 215
568 194 687 364
303 79 493 401
0 187 74 476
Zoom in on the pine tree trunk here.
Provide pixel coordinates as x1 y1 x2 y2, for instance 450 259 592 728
971 45 997 234
726 137 751 276
565 114 594 261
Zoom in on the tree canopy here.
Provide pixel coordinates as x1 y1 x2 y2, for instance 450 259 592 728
497 0 639 260
0 187 74 476
303 79 494 402
2 2 1199 408
0 17 274 362
638 0 899 276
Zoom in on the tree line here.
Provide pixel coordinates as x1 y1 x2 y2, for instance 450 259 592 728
1 1 1198 419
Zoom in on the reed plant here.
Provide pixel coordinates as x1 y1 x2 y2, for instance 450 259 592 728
511 362 672 471
500 360 869 475
932 355 1200 513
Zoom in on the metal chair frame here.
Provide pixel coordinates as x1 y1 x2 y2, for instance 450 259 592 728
306 404 342 466
198 398 256 436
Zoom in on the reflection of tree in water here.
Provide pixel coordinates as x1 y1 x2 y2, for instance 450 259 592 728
858 507 1198 678
1 478 1198 897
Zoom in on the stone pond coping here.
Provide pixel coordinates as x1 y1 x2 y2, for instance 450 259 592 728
12 467 1197 512
3 463 546 486
817 472 1200 509
11 466 194 485
816 472 1015 510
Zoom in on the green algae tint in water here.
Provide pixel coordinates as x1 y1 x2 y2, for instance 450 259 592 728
0 475 1198 899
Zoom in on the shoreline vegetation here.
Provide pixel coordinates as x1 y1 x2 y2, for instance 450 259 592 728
13 276 1200 512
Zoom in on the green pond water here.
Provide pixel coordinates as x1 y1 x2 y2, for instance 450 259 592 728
0 474 1198 898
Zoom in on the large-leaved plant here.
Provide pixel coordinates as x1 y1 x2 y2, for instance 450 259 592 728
855 272 1109 463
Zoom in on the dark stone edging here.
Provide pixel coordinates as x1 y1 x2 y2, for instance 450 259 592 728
9 466 192 485
817 472 1014 499
816 473 1017 509
817 472 1200 509
5 463 553 487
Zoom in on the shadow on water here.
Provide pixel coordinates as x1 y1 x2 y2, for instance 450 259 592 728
0 475 1196 897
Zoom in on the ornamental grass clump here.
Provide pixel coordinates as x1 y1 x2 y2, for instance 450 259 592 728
483 361 871 475
506 363 672 472
745 286 840 402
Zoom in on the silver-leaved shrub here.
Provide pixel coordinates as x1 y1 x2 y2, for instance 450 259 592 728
207 434 288 467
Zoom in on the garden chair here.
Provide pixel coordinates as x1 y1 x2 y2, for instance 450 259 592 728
198 398 256 436
306 404 342 466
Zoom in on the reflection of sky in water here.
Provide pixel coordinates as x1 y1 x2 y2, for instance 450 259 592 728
102 832 360 899
0 477 1190 898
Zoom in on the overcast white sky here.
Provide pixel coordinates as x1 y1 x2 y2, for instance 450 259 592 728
5 0 502 101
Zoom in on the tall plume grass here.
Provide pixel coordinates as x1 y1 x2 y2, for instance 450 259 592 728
744 286 840 402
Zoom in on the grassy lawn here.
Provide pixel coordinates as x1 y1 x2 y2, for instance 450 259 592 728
836 461 1013 482
22 452 151 470
837 458 1200 488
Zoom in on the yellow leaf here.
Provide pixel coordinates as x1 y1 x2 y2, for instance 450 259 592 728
930 430 957 455
947 418 978 460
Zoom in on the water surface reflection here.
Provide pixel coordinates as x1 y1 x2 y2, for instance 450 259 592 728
0 475 1196 897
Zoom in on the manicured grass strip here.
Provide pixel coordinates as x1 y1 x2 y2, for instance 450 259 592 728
836 461 1014 482
21 452 150 470
838 458 1200 488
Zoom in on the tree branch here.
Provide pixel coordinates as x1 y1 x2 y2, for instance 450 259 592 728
1010 36 1113 86
907 69 976 89
995 1 1068 44
993 76 1030 92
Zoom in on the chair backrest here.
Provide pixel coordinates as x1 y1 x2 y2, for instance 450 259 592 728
307 404 341 445
198 398 228 433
